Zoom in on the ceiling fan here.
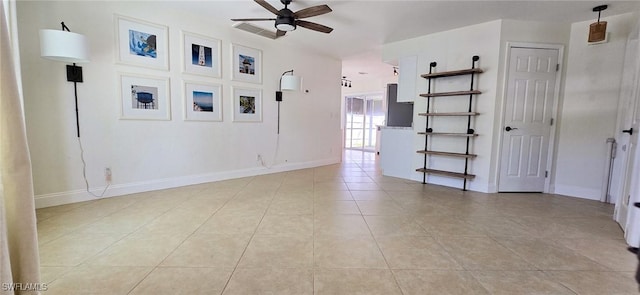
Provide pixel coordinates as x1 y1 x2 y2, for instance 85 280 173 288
231 0 333 37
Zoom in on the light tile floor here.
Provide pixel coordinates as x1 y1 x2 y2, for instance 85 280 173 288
36 150 639 294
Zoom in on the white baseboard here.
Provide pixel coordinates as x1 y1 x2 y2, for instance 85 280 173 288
35 158 340 208
552 184 601 201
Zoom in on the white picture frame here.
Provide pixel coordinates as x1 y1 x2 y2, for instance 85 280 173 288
231 43 262 84
182 31 221 78
184 81 223 122
116 15 169 70
232 87 262 122
119 73 171 120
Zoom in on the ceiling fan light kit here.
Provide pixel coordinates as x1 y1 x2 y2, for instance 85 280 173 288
275 17 296 31
232 0 333 38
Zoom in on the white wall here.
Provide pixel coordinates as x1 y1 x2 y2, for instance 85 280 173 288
554 12 638 200
17 1 342 208
382 20 503 192
379 16 638 199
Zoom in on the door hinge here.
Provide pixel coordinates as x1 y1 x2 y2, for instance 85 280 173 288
556 64 560 72
545 171 548 178
550 118 554 126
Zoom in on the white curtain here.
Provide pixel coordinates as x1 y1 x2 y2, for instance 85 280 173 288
0 1 41 294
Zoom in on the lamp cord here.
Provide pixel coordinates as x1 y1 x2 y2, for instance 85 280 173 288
73 77 109 198
258 133 280 169
78 137 110 198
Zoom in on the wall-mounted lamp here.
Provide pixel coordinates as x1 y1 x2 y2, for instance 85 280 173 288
589 5 608 43
341 76 352 88
40 22 89 137
393 67 398 76
275 70 301 134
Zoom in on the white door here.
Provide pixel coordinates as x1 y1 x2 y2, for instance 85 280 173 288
613 23 640 237
499 47 559 192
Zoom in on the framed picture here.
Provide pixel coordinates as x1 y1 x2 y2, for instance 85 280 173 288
232 87 262 122
116 15 169 70
119 73 171 120
184 81 223 121
182 31 221 78
231 44 262 84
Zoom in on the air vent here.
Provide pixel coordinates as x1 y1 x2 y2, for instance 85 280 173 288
233 22 280 40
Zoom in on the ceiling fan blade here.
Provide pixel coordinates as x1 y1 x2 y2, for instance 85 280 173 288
276 30 287 37
293 4 332 19
296 20 333 34
231 18 276 21
254 0 281 15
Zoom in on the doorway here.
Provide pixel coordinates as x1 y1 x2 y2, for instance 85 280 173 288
344 94 384 152
612 21 640 244
498 44 562 192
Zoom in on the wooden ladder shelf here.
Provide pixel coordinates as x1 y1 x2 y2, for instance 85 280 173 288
416 168 476 180
418 112 479 117
416 150 477 158
417 55 482 190
419 90 481 97
417 132 478 137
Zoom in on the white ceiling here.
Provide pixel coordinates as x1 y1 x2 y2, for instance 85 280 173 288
183 0 640 80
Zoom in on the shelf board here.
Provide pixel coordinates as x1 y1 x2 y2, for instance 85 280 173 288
418 132 478 137
416 168 476 179
419 90 482 97
418 112 479 117
416 150 477 158
421 68 483 79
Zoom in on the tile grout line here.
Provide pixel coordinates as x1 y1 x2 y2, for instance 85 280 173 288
125 184 242 294
121 180 253 294
354 183 406 295
41 190 200 287
312 168 316 294
75 190 204 265
218 174 285 294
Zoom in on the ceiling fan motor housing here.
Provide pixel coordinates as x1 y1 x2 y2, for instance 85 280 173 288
275 8 296 31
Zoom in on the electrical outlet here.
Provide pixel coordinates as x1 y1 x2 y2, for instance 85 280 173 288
105 168 112 182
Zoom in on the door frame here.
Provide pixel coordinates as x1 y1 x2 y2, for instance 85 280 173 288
342 91 384 152
612 22 640 243
495 42 565 193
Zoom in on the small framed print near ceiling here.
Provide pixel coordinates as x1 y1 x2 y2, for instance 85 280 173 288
232 87 262 122
231 44 262 84
119 73 171 120
116 15 169 70
184 81 223 122
182 31 221 78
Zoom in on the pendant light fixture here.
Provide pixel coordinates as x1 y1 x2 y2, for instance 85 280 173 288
589 5 608 43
